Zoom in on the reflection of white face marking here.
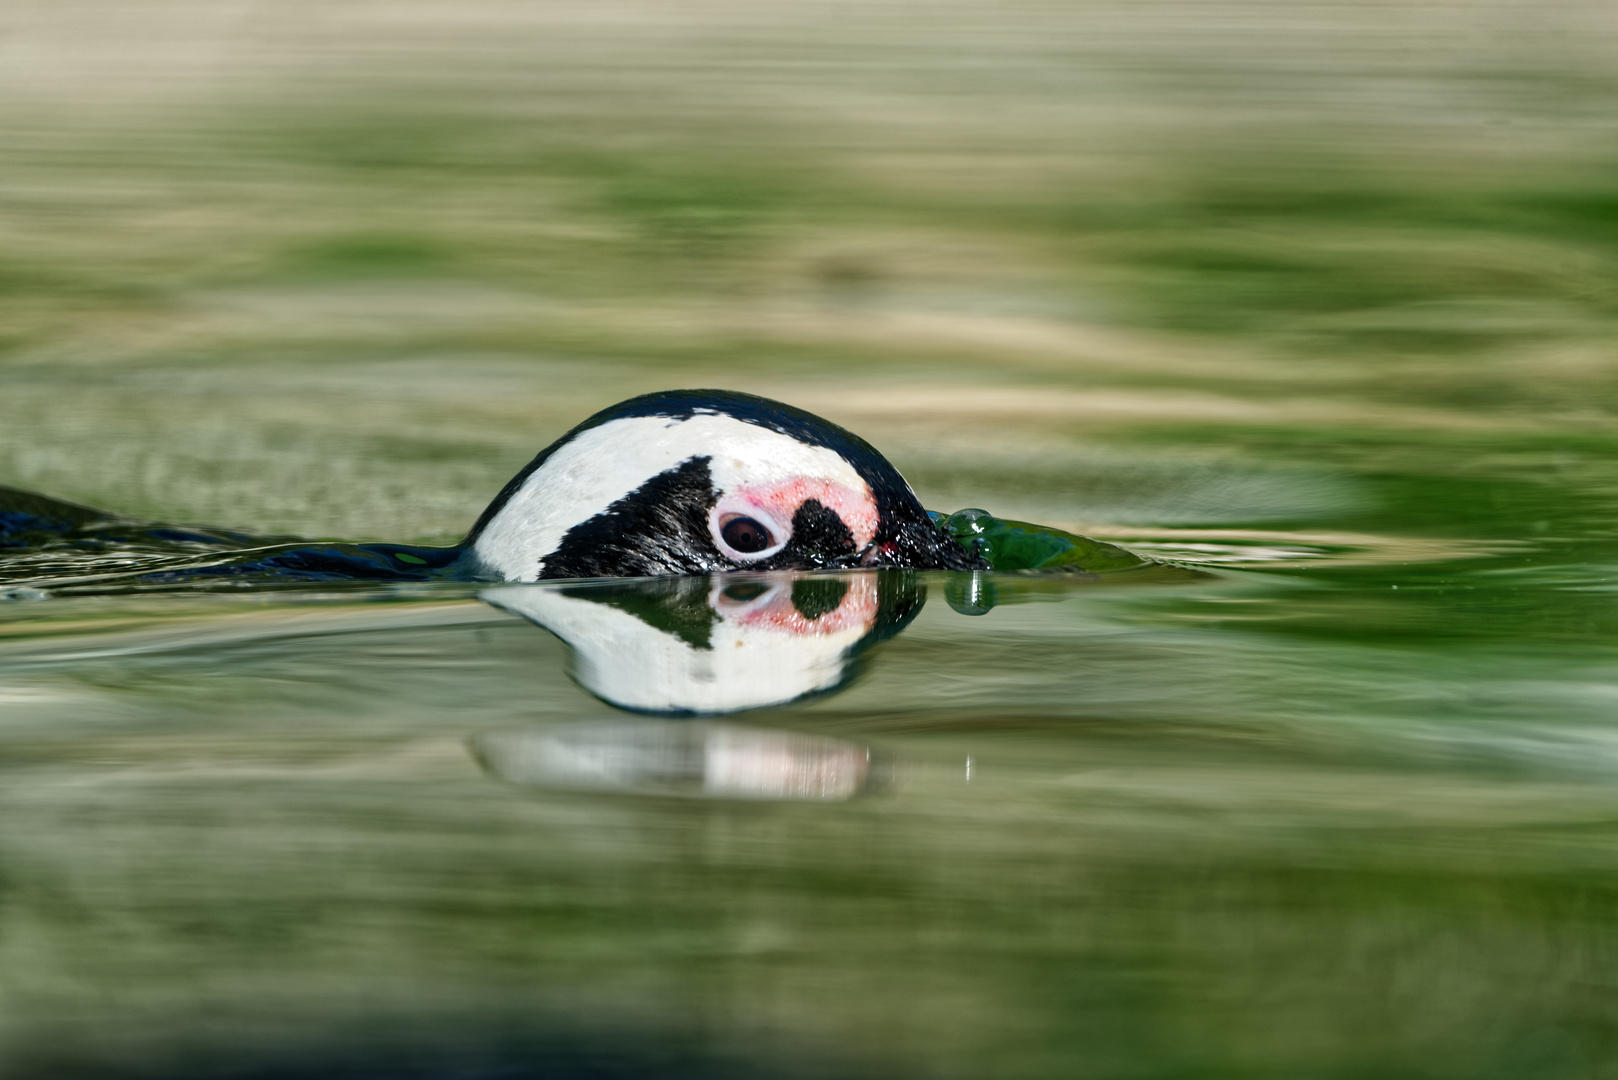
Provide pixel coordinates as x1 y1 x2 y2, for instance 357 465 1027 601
471 414 878 582
483 574 881 713
474 721 871 801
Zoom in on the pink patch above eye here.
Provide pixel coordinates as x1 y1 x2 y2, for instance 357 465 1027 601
731 478 878 550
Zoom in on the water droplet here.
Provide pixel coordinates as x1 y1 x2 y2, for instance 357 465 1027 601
945 570 998 615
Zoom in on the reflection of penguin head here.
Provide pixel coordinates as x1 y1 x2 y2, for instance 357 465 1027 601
464 389 984 581
483 571 924 714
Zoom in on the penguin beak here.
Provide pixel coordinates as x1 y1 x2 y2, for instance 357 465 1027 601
856 514 988 571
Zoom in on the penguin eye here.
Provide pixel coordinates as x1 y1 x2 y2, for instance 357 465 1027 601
721 582 770 603
720 515 774 554
709 501 790 562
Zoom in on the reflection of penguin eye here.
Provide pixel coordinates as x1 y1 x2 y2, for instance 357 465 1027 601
721 582 770 604
720 515 774 554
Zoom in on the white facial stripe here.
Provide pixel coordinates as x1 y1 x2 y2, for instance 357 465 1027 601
473 414 872 582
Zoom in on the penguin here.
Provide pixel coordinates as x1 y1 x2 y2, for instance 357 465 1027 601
0 389 987 593
462 388 985 580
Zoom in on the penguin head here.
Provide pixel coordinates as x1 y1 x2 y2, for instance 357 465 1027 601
465 389 984 581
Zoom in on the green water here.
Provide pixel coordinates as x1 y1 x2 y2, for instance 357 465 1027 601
6 1 1618 1076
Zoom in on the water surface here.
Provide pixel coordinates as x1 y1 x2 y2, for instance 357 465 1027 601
6 0 1618 1075
3 470 1617 1078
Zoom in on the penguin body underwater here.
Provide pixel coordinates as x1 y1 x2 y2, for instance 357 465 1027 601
0 389 1020 591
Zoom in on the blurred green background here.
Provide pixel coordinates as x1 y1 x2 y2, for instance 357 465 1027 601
5 0 1617 543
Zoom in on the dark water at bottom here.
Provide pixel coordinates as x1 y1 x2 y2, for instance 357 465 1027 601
3 477 1618 1080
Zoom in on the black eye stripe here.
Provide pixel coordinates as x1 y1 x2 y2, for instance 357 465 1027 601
720 516 774 554
538 456 718 579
